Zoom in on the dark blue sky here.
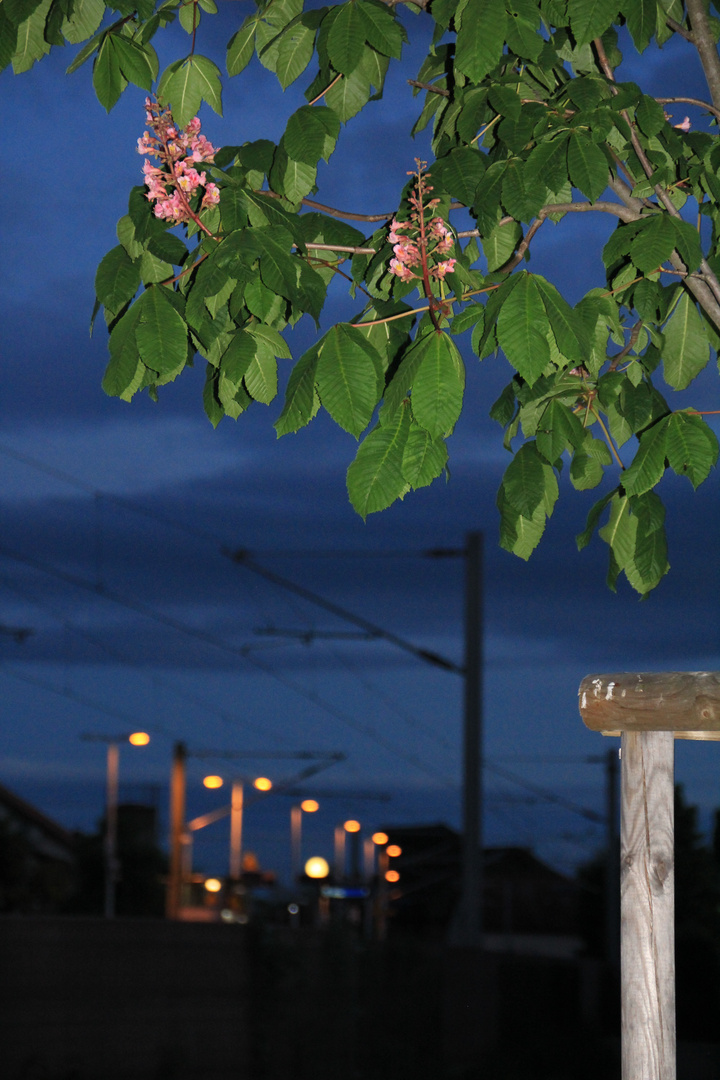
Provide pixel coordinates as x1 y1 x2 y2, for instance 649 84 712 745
1 12 718 883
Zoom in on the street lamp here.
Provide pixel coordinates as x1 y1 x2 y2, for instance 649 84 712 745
82 730 150 918
291 798 319 881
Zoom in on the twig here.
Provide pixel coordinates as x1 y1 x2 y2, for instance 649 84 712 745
307 73 342 106
656 95 720 121
609 319 642 370
407 79 449 97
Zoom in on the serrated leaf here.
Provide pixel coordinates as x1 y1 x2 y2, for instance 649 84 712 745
248 322 292 359
497 486 548 561
665 412 719 488
358 0 403 58
227 16 257 76
326 0 365 74
502 440 557 518
95 245 141 311
135 287 189 375
402 426 448 488
410 332 465 438
567 0 619 48
630 213 676 273
624 0 656 52
535 277 589 363
92 35 125 111
621 418 668 496
325 65 371 122
274 20 315 88
455 0 506 82
244 351 278 404
275 344 321 435
599 493 637 571
567 132 609 201
112 35 154 91
62 0 104 44
536 399 585 463
496 272 551 386
347 406 412 518
11 0 51 73
316 324 383 437
662 292 710 389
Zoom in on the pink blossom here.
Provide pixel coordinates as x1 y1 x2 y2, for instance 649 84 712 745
389 258 416 282
202 182 220 208
674 116 691 131
433 259 456 279
393 241 421 266
184 117 202 136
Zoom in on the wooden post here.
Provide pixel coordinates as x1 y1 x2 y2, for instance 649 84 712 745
621 730 675 1080
579 671 720 1080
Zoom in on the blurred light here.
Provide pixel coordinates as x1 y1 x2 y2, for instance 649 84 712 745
386 844 402 858
288 903 299 915
300 799 319 812
385 870 400 883
128 732 150 746
372 832 389 845
344 820 361 833
203 775 223 789
204 878 223 893
253 776 272 791
305 856 330 879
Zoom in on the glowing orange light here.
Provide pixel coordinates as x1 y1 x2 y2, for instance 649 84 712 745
301 799 319 813
204 878 223 893
372 832 389 846
203 775 224 789
385 870 400 883
253 777 272 791
386 844 402 858
128 732 150 746
344 819 361 833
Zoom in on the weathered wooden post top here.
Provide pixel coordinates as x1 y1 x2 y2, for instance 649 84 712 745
578 670 720 1080
579 670 720 738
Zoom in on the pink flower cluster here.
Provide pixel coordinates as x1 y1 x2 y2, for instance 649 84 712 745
387 215 456 283
137 99 220 224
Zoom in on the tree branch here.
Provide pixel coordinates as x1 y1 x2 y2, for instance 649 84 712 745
655 95 720 121
685 0 720 112
664 15 694 43
408 79 449 97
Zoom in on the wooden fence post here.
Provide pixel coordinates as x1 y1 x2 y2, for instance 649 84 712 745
578 671 720 1080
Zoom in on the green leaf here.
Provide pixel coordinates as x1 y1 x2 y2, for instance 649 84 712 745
247 322 292 359
221 329 256 385
576 488 617 550
621 418 668 497
630 213 676 273
0 6 19 71
274 20 316 88
535 277 589 364
432 147 486 207
227 16 257 76
104 305 145 401
284 106 335 165
325 64 371 122
316 323 383 437
670 218 703 274
326 1 366 74
244 351 278 404
566 132 609 201
624 0 656 52
112 36 154 91
401 426 448 489
496 272 551 386
275 344 321 436
665 412 719 488
346 405 412 518
410 332 465 439
482 220 522 272
164 55 223 129
501 160 546 222
662 292 710 389
455 0 506 82
497 487 548 561
11 0 51 73
62 0 104 44
599 493 637 573
567 0 619 48
135 287 189 375
502 440 554 518
536 399 585 463
95 245 141 312
358 0 403 59
92 35 125 111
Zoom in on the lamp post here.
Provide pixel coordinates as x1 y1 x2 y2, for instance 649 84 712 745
291 798 319 881
82 730 150 918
